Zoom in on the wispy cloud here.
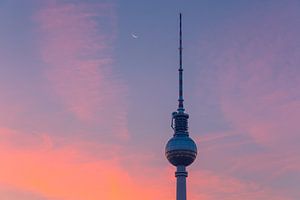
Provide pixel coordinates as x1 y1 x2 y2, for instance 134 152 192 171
190 170 294 200
194 1 300 199
35 1 128 139
0 185 46 200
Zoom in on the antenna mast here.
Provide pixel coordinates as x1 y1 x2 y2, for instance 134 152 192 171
178 13 184 112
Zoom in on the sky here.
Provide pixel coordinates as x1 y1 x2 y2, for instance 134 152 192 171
0 0 299 199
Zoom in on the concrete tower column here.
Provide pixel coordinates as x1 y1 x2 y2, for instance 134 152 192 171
175 165 188 200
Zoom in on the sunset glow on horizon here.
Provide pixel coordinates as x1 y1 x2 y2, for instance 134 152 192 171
0 0 299 199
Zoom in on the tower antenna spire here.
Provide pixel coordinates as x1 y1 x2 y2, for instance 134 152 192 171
178 13 184 112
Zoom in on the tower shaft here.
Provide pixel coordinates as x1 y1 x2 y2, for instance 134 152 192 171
176 166 188 200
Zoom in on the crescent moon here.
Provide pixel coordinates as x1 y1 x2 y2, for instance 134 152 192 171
131 33 138 39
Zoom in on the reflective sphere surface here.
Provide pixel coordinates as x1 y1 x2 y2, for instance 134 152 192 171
165 135 197 166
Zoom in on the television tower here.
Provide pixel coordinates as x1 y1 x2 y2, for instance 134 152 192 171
165 13 197 200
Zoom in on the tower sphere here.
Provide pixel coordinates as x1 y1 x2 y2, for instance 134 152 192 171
165 135 197 167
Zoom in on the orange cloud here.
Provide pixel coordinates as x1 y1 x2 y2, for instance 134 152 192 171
0 127 174 200
1 126 295 200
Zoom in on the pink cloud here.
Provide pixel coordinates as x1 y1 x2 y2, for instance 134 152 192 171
0 185 46 200
194 1 300 199
189 170 294 200
35 2 128 139
1 126 296 200
196 0 299 155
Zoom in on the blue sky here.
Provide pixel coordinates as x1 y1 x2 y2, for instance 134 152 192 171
0 0 299 199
